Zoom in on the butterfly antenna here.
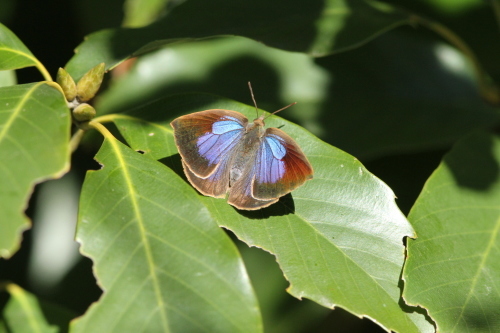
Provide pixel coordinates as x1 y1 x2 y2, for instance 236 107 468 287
248 81 259 118
263 102 297 120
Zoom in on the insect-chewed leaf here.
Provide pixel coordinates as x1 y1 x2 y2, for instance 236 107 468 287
0 82 70 258
103 93 435 333
404 131 500 332
73 136 262 332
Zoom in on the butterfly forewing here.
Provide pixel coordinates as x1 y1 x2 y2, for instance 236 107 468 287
182 159 230 198
171 110 247 178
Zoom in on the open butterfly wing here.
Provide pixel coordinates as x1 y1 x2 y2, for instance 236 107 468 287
171 110 247 178
182 158 232 198
252 128 313 201
228 169 279 210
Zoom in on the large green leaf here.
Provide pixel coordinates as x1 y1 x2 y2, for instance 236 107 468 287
65 0 410 80
0 23 40 71
96 32 499 160
123 0 169 28
0 82 70 258
1 284 58 333
104 93 434 332
0 70 16 87
403 131 500 332
73 132 262 332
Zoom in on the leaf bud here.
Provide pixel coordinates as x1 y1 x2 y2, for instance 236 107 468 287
56 68 77 101
72 103 96 122
76 63 105 102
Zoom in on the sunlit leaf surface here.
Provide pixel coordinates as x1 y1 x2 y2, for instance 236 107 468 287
106 93 434 332
73 134 262 332
403 131 500 332
0 82 70 258
65 0 409 79
0 70 16 87
96 34 499 161
0 23 40 71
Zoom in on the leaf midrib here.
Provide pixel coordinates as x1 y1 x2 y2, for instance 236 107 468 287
294 209 419 332
108 136 170 332
0 82 43 145
7 284 46 333
450 215 500 332
0 47 37 66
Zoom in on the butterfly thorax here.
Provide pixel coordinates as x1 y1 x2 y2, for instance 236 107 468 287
229 118 265 186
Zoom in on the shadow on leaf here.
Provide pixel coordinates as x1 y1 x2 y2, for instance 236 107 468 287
236 193 295 219
444 131 499 191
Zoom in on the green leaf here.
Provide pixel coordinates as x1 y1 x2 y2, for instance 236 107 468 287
0 82 70 258
95 37 328 116
106 93 434 333
1 283 58 333
96 32 499 160
0 70 16 87
73 133 262 332
0 23 40 71
123 0 169 28
403 131 500 332
65 0 410 79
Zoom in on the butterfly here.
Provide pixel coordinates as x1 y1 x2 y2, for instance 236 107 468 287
170 83 313 210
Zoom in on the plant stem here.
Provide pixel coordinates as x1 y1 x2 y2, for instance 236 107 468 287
89 121 116 140
34 60 53 82
69 129 85 153
93 113 174 133
93 113 140 124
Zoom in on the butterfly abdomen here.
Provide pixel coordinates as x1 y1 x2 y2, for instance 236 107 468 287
229 124 263 185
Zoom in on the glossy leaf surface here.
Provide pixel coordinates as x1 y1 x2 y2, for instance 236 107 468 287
73 134 262 332
65 0 410 79
106 93 434 332
403 131 500 332
0 70 16 87
0 23 39 71
123 0 169 28
97 32 498 161
0 82 70 258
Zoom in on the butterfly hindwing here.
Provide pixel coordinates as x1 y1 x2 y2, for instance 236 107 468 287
182 158 231 198
252 128 313 201
171 110 247 178
228 168 279 210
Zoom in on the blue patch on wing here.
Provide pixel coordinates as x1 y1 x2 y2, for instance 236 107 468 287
196 117 243 165
265 134 286 159
256 134 286 184
212 117 243 134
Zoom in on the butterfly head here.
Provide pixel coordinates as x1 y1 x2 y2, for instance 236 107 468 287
247 82 296 130
253 115 266 127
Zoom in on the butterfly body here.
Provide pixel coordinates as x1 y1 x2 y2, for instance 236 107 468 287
171 109 313 210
